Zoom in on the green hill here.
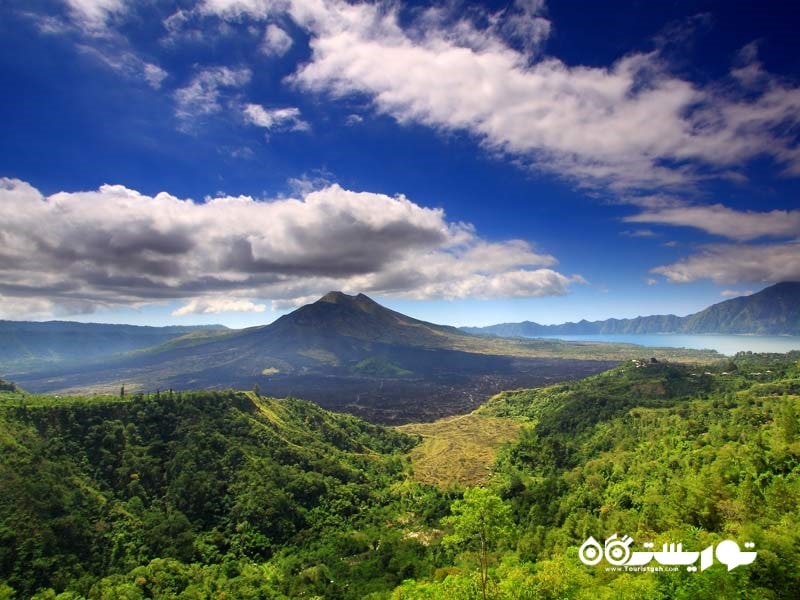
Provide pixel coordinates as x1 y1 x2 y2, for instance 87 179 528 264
0 385 432 599
395 353 800 598
2 354 799 598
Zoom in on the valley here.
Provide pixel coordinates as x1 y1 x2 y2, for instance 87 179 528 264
3 292 716 423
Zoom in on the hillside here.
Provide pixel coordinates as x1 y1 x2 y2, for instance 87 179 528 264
6 292 716 423
396 352 800 598
464 281 800 337
0 385 427 598
2 354 799 598
0 320 227 372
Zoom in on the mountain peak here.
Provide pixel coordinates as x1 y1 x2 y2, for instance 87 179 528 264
317 291 378 308
262 290 463 348
318 291 351 304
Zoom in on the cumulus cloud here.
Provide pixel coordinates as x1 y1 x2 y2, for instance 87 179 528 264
651 242 800 284
0 177 578 319
172 298 266 316
243 103 309 133
626 204 800 241
261 23 293 56
175 66 252 119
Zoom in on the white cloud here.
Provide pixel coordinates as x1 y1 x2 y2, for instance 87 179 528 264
75 44 169 90
243 103 309 132
621 229 657 238
0 296 59 321
651 242 800 284
271 295 320 310
200 0 284 20
44 1 800 195
64 0 125 30
250 0 800 192
172 298 267 316
175 66 252 118
49 0 800 194
143 63 168 89
497 0 551 56
261 23 293 56
32 14 71 35
721 289 753 298
162 8 206 45
625 204 800 241
0 177 579 319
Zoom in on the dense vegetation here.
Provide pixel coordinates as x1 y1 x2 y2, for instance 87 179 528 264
394 353 800 598
0 388 448 599
1 352 798 598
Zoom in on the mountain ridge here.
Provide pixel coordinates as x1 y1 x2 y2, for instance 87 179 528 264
0 320 227 371
463 281 800 337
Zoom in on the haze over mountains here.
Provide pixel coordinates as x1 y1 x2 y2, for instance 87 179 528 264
7 285 798 422
0 321 227 371
3 292 633 422
463 282 800 337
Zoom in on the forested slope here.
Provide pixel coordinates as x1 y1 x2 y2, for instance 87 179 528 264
1 354 799 599
394 353 800 598
0 387 442 599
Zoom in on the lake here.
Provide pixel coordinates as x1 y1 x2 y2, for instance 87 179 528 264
535 334 800 356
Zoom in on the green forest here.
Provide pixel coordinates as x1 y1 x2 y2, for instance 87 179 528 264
0 352 798 599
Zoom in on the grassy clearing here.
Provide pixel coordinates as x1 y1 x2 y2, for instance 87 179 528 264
397 413 522 488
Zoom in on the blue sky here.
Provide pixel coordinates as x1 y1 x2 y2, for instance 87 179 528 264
1 0 799 327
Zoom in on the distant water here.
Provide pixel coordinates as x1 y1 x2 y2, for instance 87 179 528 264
535 334 800 356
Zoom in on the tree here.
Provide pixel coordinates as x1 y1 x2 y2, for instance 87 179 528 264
778 396 798 443
443 488 512 600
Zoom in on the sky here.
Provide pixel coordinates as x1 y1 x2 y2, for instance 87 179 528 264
1 0 799 328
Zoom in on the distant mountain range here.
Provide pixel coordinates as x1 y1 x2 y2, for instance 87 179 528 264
0 320 227 371
463 281 800 337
